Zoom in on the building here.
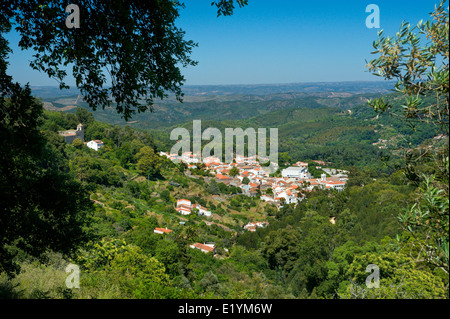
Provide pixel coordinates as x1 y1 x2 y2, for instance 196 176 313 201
324 180 346 192
216 174 232 185
87 140 104 151
58 123 84 143
193 204 212 217
243 223 257 232
154 227 173 234
277 190 298 204
293 161 308 168
190 243 216 254
243 221 269 232
176 199 192 215
281 166 308 179
181 152 200 164
175 206 191 215
177 199 192 207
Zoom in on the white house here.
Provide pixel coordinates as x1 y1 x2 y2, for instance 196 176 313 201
154 227 172 234
193 204 212 217
244 221 269 232
281 166 308 179
87 140 104 151
176 199 192 215
243 222 257 232
276 190 298 204
324 180 346 192
177 199 192 208
190 243 216 254
175 206 191 215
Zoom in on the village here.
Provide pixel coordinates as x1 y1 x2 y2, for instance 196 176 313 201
160 151 348 204
159 150 348 240
58 124 348 255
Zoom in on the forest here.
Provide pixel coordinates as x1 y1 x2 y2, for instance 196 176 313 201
0 96 447 299
0 0 448 301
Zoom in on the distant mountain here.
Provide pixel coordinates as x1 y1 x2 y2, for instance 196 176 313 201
178 81 395 96
30 80 395 100
36 82 391 130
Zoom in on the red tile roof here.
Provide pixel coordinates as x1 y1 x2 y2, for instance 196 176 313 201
154 227 172 234
191 243 215 252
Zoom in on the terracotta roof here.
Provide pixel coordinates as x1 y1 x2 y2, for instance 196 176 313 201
326 180 346 185
191 243 215 252
154 227 172 234
193 204 207 211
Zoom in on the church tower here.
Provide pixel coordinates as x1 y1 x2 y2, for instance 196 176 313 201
76 123 84 142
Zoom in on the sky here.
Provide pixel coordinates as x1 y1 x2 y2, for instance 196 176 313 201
4 0 439 86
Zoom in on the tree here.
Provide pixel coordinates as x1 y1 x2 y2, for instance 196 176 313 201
136 146 161 178
0 86 93 275
72 138 83 149
2 0 247 120
242 176 250 185
75 107 94 127
78 239 174 298
398 175 449 275
206 180 220 195
160 189 171 203
229 166 239 177
261 227 300 273
366 1 448 131
366 1 449 277
341 251 447 299
198 271 220 293
155 240 181 278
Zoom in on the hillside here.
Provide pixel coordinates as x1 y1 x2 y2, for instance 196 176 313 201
36 82 390 129
37 83 442 176
2 88 448 299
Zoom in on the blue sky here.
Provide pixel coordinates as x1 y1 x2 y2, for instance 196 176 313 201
4 0 439 86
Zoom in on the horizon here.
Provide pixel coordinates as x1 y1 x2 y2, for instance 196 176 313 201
28 79 393 88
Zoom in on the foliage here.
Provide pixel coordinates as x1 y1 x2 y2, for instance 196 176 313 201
341 251 447 299
367 0 449 130
0 91 93 276
2 1 248 120
398 173 449 274
136 146 162 178
366 0 449 280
